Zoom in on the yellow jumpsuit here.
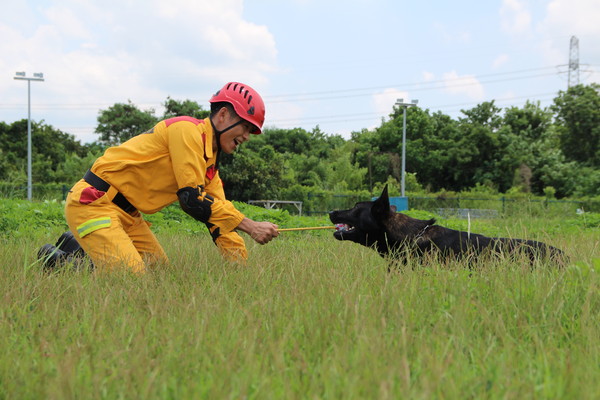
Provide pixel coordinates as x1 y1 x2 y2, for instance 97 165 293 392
65 116 247 273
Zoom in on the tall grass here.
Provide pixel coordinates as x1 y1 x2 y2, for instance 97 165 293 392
0 220 598 399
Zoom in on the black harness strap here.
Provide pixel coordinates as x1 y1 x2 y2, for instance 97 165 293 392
83 170 137 214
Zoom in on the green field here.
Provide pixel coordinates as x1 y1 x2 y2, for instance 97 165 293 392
0 203 599 399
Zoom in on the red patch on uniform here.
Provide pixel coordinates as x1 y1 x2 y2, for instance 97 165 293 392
164 116 204 127
206 165 217 180
79 186 106 205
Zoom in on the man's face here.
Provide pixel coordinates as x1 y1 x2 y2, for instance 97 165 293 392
219 111 256 154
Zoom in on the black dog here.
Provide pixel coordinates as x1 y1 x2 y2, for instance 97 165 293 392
329 185 565 266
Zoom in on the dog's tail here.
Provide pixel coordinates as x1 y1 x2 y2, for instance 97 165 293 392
494 238 567 265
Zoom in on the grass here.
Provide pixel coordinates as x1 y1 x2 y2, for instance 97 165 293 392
0 216 598 399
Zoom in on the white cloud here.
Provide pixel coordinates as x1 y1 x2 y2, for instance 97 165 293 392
422 71 435 82
542 0 600 35
265 101 306 129
43 5 92 41
500 0 532 34
0 0 279 142
442 71 485 100
432 22 471 44
372 88 409 120
1 0 278 95
492 54 510 69
537 0 600 65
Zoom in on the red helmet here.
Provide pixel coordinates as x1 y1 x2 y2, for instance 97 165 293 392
209 82 265 134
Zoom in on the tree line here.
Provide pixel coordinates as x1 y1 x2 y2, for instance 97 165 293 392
0 84 598 204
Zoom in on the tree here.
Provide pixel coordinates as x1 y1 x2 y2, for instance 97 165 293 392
162 97 209 120
501 102 558 194
0 119 89 183
460 101 503 129
255 126 343 158
503 101 552 142
53 151 103 185
95 101 157 145
419 111 462 191
325 142 367 191
258 127 313 155
219 145 286 201
449 101 506 190
349 128 387 192
552 83 600 167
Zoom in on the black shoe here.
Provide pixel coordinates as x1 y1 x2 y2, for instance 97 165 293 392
38 244 70 270
56 231 85 257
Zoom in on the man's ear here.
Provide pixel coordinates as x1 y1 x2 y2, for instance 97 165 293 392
212 106 232 130
217 106 230 121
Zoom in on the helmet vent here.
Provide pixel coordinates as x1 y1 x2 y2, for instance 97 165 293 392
248 95 253 104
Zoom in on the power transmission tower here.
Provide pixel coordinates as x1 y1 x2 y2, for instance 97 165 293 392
568 36 579 88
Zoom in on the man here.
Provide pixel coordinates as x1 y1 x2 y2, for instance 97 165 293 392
41 82 279 272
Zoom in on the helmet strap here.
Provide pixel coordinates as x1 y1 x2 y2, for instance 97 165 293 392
209 118 244 170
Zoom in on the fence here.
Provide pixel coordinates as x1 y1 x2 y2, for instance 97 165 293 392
0 183 70 201
2 183 598 218
303 193 600 217
248 200 303 215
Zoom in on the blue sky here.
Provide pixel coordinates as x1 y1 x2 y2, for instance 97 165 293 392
1 0 598 143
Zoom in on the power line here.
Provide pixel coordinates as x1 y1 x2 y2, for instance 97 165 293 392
0 65 566 110
266 72 559 104
265 66 559 100
268 92 559 127
11 91 561 134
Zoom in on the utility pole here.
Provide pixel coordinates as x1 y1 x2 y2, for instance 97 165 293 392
14 71 44 201
568 36 579 88
395 98 418 197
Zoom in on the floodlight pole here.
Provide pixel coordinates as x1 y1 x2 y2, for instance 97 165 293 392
395 99 418 197
14 72 44 201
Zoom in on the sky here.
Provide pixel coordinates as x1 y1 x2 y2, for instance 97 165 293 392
1 0 599 144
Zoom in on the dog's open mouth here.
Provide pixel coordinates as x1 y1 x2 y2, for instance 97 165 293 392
330 211 361 241
335 223 354 233
333 223 358 240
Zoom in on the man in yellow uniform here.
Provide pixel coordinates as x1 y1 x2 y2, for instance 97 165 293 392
47 82 279 273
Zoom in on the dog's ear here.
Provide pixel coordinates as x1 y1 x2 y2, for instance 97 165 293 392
381 184 389 199
372 184 391 219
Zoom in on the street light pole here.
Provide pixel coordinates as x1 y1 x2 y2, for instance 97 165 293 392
14 71 44 201
395 98 418 197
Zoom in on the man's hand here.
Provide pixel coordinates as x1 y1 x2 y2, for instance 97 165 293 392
237 218 279 244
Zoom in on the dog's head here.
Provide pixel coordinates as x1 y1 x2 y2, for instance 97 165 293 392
329 185 395 247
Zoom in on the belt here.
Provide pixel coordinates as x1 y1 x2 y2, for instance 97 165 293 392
83 170 137 214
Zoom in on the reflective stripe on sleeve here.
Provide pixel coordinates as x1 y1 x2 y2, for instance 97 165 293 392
77 217 112 238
